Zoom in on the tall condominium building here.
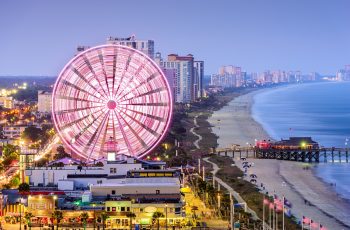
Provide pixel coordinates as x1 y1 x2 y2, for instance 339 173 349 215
37 90 52 113
194 61 204 98
157 53 195 103
211 65 244 88
107 35 155 59
161 68 176 100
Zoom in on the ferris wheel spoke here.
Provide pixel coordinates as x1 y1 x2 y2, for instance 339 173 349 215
70 109 107 145
55 95 98 104
115 110 149 150
98 51 111 96
119 107 166 122
71 67 108 101
116 73 158 101
59 79 103 102
85 111 110 160
59 107 105 130
113 110 134 156
114 62 145 100
98 111 111 158
111 48 118 97
118 109 161 138
127 102 169 107
56 104 104 115
83 56 110 99
113 52 135 99
119 87 167 103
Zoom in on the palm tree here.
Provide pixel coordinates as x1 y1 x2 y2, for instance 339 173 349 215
24 212 33 230
100 212 109 230
18 183 30 194
126 212 136 230
152 211 164 230
80 212 89 230
52 210 63 230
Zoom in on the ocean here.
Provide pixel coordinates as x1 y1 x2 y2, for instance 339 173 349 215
252 81 350 199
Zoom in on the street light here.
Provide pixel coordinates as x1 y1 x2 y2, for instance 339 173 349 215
19 197 23 230
165 204 168 230
93 204 96 230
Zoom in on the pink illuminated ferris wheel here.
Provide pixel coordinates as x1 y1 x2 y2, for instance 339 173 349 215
52 45 173 160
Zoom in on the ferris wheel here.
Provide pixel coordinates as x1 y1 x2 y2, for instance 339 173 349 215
52 45 173 160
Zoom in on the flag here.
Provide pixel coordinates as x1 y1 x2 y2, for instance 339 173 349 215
276 204 283 212
311 221 319 228
274 198 282 206
284 197 292 208
263 198 270 205
302 216 310 224
284 208 292 217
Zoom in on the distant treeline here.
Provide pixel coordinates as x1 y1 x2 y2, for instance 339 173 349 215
0 76 56 88
0 76 56 102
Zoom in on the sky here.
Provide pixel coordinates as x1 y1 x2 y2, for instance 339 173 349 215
0 0 349 76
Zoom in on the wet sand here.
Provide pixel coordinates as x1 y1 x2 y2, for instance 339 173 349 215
208 90 350 230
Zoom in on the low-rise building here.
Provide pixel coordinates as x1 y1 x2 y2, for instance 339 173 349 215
37 91 52 113
2 125 27 139
0 96 14 109
25 157 166 189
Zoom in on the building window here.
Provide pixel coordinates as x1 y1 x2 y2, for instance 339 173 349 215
107 207 110 212
121 207 125 212
110 168 117 174
112 207 116 212
127 207 130 211
156 190 160 194
112 190 116 195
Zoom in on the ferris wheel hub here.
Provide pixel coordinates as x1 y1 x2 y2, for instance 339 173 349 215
107 100 117 110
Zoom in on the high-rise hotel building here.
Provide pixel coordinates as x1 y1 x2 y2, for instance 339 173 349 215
156 53 204 103
107 35 155 59
211 65 244 88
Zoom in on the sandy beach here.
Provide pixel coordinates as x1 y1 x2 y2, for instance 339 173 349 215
208 89 350 230
208 90 272 148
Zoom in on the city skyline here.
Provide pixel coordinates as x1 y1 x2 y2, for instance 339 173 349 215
0 0 350 76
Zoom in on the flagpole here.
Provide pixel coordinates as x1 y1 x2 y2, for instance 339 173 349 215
230 193 233 230
273 204 275 230
301 216 303 230
282 196 285 230
233 201 235 229
310 219 312 230
263 195 265 230
269 202 271 229
276 206 278 230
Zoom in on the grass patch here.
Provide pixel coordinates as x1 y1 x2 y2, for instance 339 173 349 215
210 155 301 230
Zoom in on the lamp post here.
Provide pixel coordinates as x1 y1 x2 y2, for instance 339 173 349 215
93 204 96 230
19 197 23 230
165 204 168 230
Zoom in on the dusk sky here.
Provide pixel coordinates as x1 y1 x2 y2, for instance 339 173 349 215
0 0 349 76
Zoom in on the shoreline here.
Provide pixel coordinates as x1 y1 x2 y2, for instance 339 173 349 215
207 88 350 229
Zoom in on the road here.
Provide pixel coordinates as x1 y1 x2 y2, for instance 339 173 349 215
0 134 60 186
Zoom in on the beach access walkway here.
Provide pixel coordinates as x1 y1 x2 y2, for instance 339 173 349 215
190 112 203 149
203 157 260 221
